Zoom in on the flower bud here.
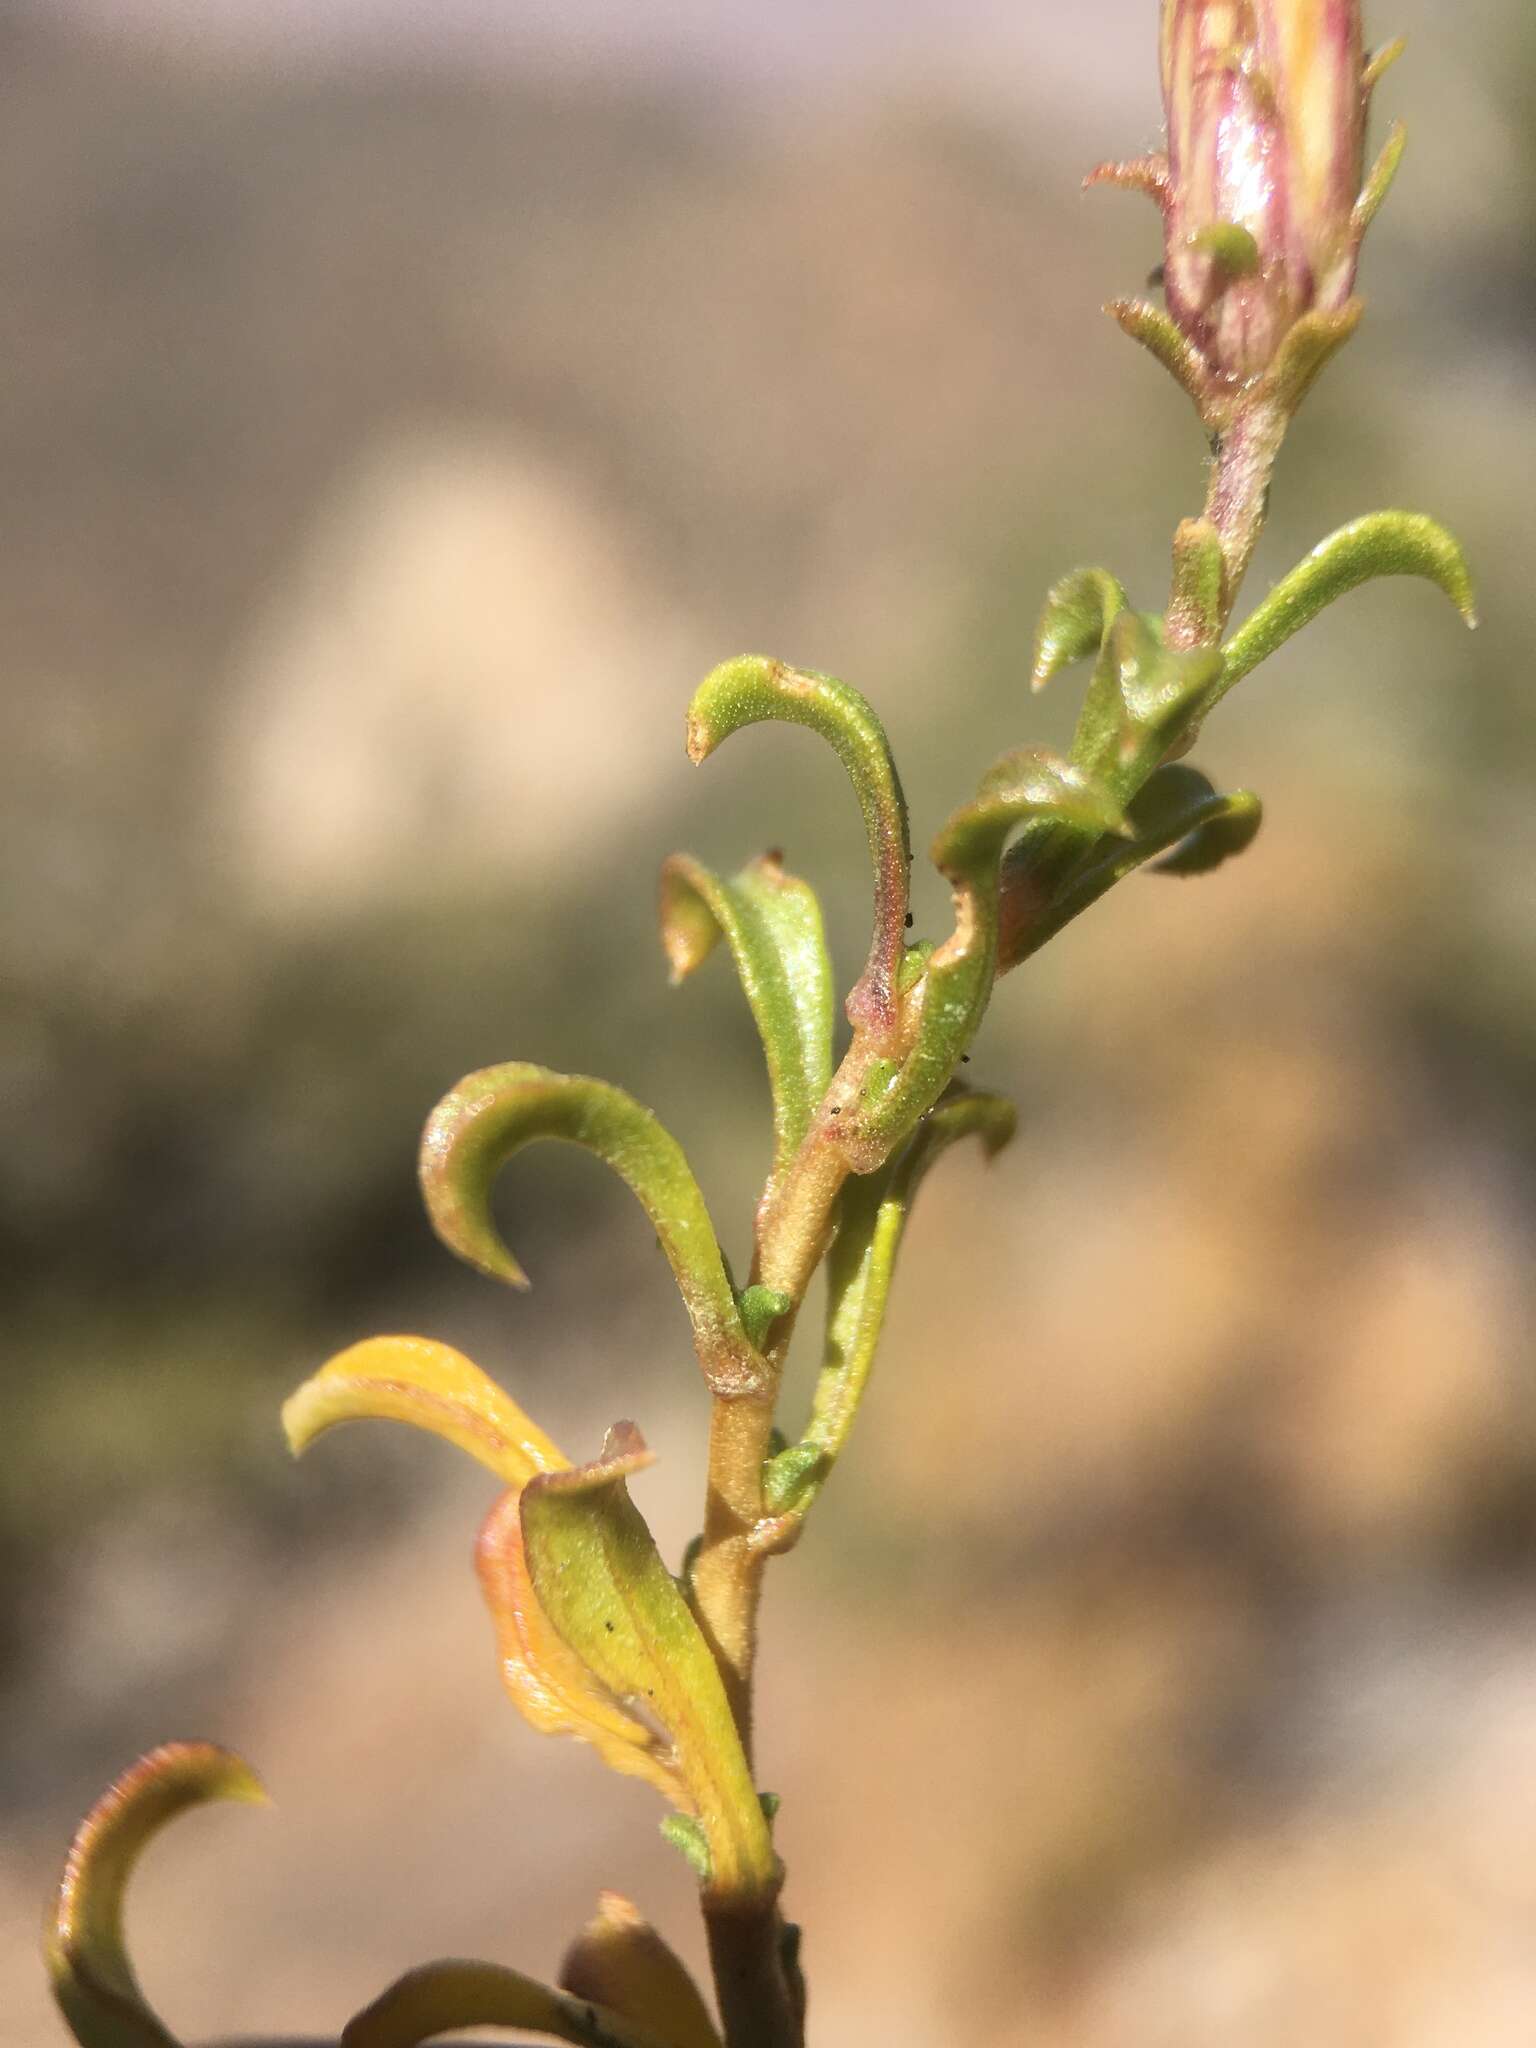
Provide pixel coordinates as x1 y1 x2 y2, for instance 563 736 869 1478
1160 0 1367 380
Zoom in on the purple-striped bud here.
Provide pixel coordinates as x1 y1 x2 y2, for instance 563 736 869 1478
1160 0 1367 380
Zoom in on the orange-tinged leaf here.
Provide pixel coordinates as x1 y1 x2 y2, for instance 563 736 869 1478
47 1742 267 2048
561 1894 723 2048
522 1426 778 1904
476 1491 685 1806
342 1958 673 2048
282 1334 568 1488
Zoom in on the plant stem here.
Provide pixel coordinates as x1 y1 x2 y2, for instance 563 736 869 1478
705 1895 802 2048
1172 394 1289 645
692 1127 852 1746
691 1079 878 2048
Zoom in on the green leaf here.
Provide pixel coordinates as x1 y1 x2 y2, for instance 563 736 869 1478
840 756 1119 1161
521 1424 779 1904
1152 791 1263 875
999 608 1222 976
1070 610 1225 793
736 1284 792 1352
560 1894 723 2048
1031 566 1128 692
686 655 911 1038
659 1816 713 1883
1260 299 1364 416
342 1959 673 2048
1217 510 1478 701
1004 763 1262 968
760 1090 1017 1537
658 851 834 1184
1104 297 1213 416
420 1063 764 1398
47 1743 268 2048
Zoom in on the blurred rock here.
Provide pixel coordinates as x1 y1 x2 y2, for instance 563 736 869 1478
213 434 699 921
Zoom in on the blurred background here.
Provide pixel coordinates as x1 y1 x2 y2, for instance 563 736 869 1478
5 1 1535 2042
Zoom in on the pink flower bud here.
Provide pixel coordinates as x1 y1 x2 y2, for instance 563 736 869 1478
1160 0 1367 379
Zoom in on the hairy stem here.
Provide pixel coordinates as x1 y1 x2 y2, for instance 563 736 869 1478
1172 395 1289 645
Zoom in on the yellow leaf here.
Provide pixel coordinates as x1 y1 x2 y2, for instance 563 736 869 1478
46 1742 267 2048
561 1894 722 2048
282 1334 568 1487
343 1958 673 2048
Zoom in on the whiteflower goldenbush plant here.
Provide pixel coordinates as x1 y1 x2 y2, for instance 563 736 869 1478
46 8 1476 2047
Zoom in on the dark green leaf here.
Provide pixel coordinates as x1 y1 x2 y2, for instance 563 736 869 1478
1005 762 1262 967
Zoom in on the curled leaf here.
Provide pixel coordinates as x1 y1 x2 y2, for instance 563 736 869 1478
477 1490 684 1805
1031 566 1127 693
343 1959 671 2048
283 1334 567 1488
999 612 1221 974
658 851 833 1185
933 752 1128 887
1004 763 1262 969
560 1893 723 2048
760 1090 1017 1540
522 1425 778 1904
420 1063 763 1398
1104 297 1213 416
1070 609 1225 790
685 655 911 1038
1152 789 1263 876
1218 509 1478 701
47 1743 267 2048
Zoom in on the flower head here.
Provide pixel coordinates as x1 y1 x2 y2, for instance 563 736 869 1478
1160 0 1368 379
